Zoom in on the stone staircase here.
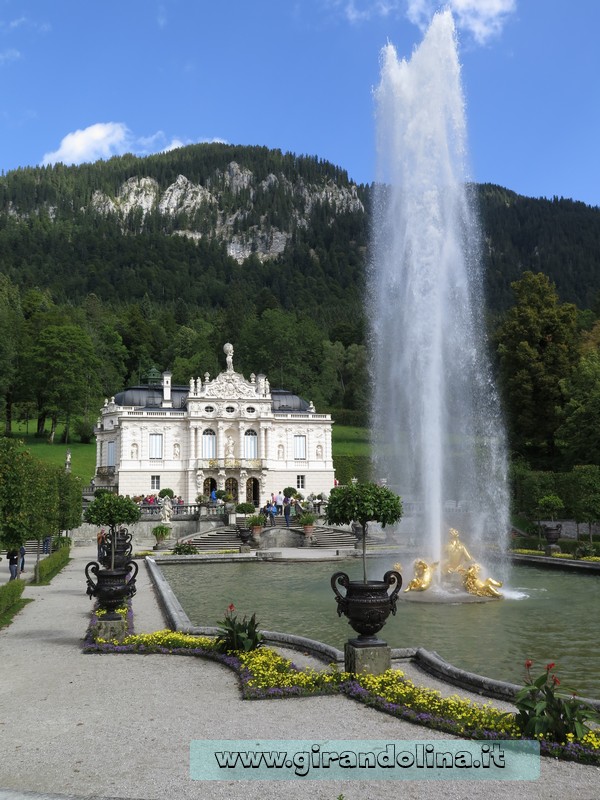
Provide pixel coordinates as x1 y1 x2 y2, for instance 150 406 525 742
21 539 53 555
180 523 375 552
184 526 245 551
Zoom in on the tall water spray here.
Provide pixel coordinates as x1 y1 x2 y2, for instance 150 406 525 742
369 11 509 563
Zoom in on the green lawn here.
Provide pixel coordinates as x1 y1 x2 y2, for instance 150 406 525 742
332 425 370 457
13 426 96 485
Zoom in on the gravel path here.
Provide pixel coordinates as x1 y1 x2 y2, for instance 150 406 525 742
0 546 598 800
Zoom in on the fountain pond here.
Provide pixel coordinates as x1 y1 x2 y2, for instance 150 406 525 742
159 557 600 698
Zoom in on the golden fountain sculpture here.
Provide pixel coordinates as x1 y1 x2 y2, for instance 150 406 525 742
404 528 503 598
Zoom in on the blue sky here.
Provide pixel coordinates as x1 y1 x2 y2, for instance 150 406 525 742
1 1 599 207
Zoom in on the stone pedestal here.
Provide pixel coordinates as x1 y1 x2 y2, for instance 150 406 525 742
96 618 128 641
344 641 391 675
544 544 561 556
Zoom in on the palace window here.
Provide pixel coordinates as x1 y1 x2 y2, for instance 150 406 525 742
244 429 258 459
293 435 306 460
151 475 160 491
107 441 116 467
202 429 216 459
296 475 305 490
149 433 163 459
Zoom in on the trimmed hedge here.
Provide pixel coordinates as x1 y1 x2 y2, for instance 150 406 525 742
510 535 598 557
326 408 368 427
332 455 372 485
0 577 25 614
35 546 70 583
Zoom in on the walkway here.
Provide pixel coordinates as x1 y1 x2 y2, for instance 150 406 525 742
0 546 598 800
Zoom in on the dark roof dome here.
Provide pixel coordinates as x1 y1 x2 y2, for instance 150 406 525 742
271 388 311 413
113 386 188 410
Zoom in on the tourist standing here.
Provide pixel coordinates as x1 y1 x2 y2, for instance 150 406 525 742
19 544 26 572
7 549 18 581
276 492 283 515
97 529 106 560
283 498 291 528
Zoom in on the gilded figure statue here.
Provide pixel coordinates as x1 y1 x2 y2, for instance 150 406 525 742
463 564 503 598
404 559 438 592
443 527 475 574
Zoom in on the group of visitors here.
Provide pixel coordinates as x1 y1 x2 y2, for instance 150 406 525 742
135 493 185 507
260 492 305 528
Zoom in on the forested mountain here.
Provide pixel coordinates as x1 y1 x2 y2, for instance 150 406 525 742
2 142 600 463
478 184 600 312
1 144 600 320
0 144 367 329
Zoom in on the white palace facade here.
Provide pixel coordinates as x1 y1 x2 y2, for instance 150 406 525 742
94 344 335 506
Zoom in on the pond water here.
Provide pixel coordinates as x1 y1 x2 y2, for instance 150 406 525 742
159 558 600 697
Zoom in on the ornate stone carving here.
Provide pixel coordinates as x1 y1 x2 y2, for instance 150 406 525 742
200 371 259 399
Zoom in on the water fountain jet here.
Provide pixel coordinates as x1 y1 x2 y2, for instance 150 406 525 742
369 11 509 592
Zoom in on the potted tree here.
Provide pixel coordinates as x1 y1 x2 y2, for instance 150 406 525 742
151 524 172 551
325 482 403 644
538 494 564 553
298 512 317 537
236 502 255 544
236 502 255 522
83 493 141 619
246 514 266 538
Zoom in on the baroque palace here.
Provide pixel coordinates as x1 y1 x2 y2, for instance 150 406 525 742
93 344 335 506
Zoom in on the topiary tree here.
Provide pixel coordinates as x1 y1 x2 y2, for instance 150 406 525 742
538 494 564 523
84 493 141 569
236 502 255 521
325 482 403 583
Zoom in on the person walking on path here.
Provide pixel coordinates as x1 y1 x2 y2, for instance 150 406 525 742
19 544 26 573
7 549 18 580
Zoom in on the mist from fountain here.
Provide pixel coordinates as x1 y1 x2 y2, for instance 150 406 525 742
369 11 509 570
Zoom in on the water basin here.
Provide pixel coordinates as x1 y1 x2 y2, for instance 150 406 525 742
159 558 600 698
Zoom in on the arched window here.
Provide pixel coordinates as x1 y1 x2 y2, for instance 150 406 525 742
244 429 258 459
202 428 216 459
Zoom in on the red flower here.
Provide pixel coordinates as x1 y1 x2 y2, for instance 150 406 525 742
227 603 235 613
525 659 533 669
546 662 556 671
552 675 560 686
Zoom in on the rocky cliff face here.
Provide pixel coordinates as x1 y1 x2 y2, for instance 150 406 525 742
90 161 364 263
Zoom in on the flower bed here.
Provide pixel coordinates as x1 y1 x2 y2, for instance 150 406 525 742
83 612 600 765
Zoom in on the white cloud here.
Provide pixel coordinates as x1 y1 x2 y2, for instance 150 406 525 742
407 0 516 44
327 1 403 24
41 123 230 167
41 122 132 166
0 48 20 65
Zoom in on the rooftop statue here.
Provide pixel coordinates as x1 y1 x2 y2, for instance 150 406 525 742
224 342 234 372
